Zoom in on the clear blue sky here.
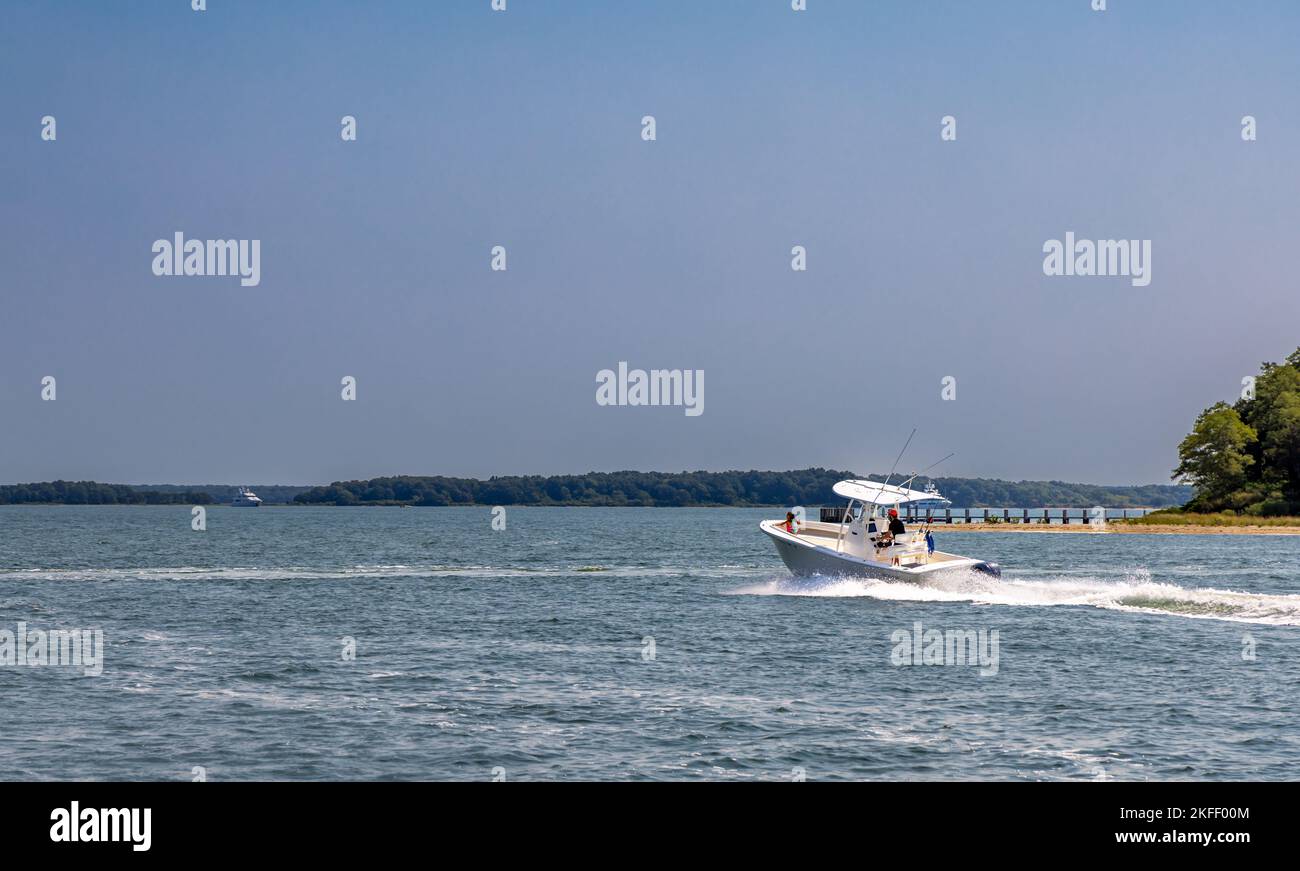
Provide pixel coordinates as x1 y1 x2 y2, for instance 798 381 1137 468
2 0 1297 485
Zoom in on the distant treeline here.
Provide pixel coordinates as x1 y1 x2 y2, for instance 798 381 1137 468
292 470 1193 508
131 484 313 505
926 477 1192 509
0 481 214 505
0 473 1194 508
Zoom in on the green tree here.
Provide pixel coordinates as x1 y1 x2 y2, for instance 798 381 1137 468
1258 388 1300 501
1173 402 1257 510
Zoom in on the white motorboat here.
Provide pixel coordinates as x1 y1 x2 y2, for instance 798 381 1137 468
231 487 263 507
760 479 1000 581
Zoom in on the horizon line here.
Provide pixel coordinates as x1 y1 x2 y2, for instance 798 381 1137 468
0 469 1192 491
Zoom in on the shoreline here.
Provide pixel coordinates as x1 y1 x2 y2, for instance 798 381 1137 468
937 523 1300 536
4 504 1299 535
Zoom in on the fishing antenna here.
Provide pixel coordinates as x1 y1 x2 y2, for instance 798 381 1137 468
902 452 956 490
883 431 915 493
879 428 916 493
906 452 956 535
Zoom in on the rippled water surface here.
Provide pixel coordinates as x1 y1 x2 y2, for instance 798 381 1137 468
2 505 1297 780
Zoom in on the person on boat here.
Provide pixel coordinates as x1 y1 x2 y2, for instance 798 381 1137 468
784 511 798 534
875 507 906 550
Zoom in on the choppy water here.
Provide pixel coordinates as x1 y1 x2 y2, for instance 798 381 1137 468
2 505 1298 781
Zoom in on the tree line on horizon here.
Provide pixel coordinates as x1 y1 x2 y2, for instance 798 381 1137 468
0 472 1194 508
129 483 312 504
0 481 214 505
1174 347 1300 515
289 470 1192 508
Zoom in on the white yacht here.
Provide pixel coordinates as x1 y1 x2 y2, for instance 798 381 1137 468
760 479 1000 581
911 480 952 512
231 487 263 507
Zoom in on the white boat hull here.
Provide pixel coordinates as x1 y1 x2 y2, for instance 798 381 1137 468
760 520 999 581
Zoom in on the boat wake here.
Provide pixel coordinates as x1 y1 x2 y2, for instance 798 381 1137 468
0 563 758 583
730 567 1300 626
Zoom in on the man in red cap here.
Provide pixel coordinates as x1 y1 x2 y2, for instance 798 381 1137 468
875 507 908 550
887 507 907 538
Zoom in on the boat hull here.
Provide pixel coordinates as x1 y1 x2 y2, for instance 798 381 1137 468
760 521 998 581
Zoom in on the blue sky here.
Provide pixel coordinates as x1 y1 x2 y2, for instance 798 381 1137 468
2 0 1298 485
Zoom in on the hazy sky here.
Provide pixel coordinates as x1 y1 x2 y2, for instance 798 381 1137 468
2 1 1297 486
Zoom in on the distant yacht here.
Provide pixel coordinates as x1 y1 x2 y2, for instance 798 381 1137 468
231 487 263 507
911 481 952 512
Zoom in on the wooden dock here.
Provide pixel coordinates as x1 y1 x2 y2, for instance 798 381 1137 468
819 506 1157 525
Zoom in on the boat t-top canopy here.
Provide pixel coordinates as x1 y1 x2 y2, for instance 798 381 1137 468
833 479 934 506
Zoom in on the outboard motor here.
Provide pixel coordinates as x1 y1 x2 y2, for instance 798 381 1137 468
971 561 1002 578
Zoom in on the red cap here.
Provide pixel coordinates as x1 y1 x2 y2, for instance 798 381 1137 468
888 508 898 517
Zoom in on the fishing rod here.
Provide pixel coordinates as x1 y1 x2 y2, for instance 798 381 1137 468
878 428 916 493
903 452 957 539
868 431 920 525
902 452 956 490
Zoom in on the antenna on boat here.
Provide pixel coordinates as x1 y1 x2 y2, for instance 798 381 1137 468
902 453 955 490
879 428 916 493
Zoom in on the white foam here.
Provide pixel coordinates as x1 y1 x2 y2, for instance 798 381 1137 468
0 564 712 582
731 567 1300 626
